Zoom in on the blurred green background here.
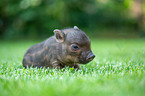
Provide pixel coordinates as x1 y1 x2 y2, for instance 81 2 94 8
0 0 145 39
0 1 145 96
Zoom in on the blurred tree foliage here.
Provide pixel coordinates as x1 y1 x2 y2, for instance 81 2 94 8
0 0 144 39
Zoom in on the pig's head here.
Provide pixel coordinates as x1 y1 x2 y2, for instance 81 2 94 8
53 26 95 65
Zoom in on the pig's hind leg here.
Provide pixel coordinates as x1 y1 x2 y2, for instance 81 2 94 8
23 55 35 68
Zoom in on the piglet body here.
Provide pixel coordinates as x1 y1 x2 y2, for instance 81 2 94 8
23 26 95 69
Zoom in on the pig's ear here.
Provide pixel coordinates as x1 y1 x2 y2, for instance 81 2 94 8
53 29 65 43
74 26 79 29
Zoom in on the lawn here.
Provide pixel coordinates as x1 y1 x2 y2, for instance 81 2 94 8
0 39 145 96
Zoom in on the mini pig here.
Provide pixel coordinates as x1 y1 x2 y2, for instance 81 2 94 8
23 26 95 69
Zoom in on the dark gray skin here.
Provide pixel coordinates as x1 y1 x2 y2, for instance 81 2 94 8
23 26 95 69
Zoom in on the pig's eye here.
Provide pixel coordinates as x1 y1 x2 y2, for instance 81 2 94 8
71 44 80 51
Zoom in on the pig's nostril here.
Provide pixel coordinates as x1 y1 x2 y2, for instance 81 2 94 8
87 54 95 61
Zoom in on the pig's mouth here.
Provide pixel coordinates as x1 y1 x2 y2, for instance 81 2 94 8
79 58 94 64
79 60 91 64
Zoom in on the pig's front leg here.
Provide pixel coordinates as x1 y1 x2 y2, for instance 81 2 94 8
73 64 81 70
52 61 65 69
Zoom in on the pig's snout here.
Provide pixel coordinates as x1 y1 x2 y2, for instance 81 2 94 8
86 52 95 61
79 51 95 64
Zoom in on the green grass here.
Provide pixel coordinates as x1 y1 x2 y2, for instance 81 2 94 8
0 39 145 96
